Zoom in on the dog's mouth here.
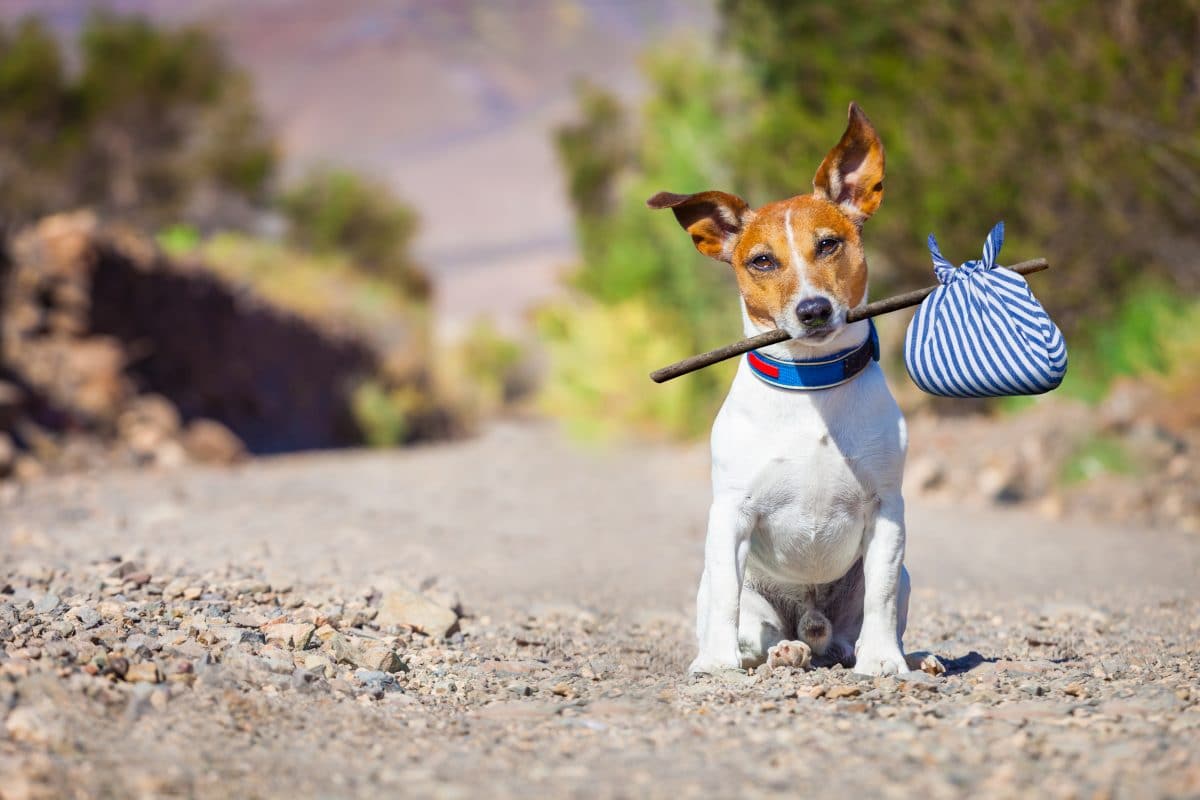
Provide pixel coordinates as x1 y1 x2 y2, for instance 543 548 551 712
783 313 845 344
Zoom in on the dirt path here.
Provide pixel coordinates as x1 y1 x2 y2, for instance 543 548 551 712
2 422 1198 798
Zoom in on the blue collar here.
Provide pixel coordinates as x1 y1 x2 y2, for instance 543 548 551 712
746 321 880 390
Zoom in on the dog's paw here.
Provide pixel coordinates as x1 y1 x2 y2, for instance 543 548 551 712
687 654 741 677
766 640 812 670
852 642 909 677
905 652 946 676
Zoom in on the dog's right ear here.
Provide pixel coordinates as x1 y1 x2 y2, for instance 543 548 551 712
647 190 752 263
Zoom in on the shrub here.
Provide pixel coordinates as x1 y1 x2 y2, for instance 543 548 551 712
280 168 428 301
0 14 276 233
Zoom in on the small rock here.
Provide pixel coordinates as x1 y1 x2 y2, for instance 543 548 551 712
97 600 123 620
106 656 130 679
827 685 861 699
264 622 316 650
259 646 295 674
230 611 268 628
182 419 247 465
4 706 63 745
125 662 161 683
323 633 356 665
357 646 407 673
907 457 946 493
34 593 60 615
899 671 941 692
303 653 334 677
162 579 188 599
377 587 459 638
291 668 321 690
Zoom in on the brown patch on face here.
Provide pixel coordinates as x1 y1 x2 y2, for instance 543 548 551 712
730 196 868 328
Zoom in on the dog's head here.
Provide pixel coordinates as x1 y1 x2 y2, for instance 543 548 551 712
648 103 884 345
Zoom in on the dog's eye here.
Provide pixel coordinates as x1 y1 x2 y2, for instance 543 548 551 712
749 253 777 271
816 237 842 256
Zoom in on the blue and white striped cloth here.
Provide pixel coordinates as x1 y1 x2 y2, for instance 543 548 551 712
904 222 1067 397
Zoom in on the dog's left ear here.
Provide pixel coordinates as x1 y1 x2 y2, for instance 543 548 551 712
813 102 885 223
647 190 752 263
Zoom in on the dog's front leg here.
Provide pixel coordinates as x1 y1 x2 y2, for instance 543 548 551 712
689 498 752 675
854 492 909 676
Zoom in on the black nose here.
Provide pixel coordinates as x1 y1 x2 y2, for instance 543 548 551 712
796 296 833 328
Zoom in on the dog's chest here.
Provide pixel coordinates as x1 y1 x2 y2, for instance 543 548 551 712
711 363 904 585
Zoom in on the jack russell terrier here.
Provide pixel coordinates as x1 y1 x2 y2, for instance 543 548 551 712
650 103 933 677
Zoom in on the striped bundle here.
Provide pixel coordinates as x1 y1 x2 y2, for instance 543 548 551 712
904 222 1067 397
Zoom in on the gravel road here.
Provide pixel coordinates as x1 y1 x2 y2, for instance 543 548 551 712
1 421 1198 799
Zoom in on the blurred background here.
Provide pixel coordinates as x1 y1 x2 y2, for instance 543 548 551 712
0 0 1196 532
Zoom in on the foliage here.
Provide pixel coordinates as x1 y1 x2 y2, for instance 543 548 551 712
541 47 749 439
1059 434 1135 485
351 379 410 448
438 319 531 419
0 14 276 233
546 3 1200 439
166 231 428 337
719 0 1200 328
537 298 736 442
1031 282 1200 409
280 168 429 301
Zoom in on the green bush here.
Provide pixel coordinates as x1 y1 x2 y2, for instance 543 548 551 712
537 298 736 442
540 46 749 440
720 0 1200 330
0 14 276 232
545 3 1200 440
280 168 428 301
351 380 410 448
1055 283 1200 405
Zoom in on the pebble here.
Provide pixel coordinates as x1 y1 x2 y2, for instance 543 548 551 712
376 587 459 638
0 555 1194 799
357 646 407 673
125 662 161 684
265 622 316 650
34 593 61 615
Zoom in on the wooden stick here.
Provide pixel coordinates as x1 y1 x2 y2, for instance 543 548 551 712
649 258 1049 383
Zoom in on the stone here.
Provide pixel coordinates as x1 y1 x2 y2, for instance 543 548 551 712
162 579 189 599
4 706 63 745
827 685 862 699
34 593 61 615
303 653 334 677
358 646 407 673
291 668 321 690
97 600 123 620
323 633 357 665
264 623 315 650
182 419 247 465
71 606 101 629
377 587 459 638
258 646 295 674
125 662 162 683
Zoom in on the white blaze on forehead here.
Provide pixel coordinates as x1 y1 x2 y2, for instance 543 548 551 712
784 207 816 299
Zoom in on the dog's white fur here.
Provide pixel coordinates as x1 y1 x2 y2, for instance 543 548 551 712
691 314 911 676
654 105 916 677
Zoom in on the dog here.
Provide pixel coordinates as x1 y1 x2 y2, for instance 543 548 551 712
649 103 930 677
